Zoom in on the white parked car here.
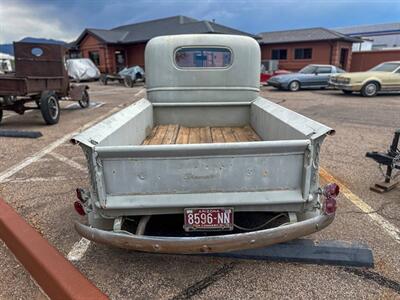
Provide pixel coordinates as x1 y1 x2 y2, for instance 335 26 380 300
66 58 100 82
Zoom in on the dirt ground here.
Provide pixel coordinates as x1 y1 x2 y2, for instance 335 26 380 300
0 82 399 299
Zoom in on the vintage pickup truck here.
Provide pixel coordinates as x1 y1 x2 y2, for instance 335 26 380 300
72 34 339 254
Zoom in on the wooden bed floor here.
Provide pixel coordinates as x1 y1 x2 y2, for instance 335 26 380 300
142 124 262 145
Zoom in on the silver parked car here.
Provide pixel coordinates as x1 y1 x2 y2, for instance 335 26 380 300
268 64 345 91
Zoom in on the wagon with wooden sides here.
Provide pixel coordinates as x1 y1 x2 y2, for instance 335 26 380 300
0 42 90 125
72 34 339 254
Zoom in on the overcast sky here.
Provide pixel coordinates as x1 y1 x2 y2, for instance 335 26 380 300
0 0 399 43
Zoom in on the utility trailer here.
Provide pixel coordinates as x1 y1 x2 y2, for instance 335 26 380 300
99 66 145 88
0 42 90 125
72 34 338 254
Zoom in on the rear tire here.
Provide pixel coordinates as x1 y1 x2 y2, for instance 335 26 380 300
78 89 90 108
361 82 379 97
342 90 353 95
288 80 300 92
40 92 60 125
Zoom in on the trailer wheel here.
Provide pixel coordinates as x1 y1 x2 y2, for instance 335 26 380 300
78 89 90 108
40 92 60 125
100 74 108 85
124 76 134 88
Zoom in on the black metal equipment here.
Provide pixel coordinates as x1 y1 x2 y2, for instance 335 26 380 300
203 239 374 268
366 129 400 193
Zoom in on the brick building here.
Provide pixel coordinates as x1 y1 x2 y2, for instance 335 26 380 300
258 28 362 71
70 16 257 74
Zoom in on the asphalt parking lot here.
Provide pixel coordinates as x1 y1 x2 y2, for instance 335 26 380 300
0 83 399 299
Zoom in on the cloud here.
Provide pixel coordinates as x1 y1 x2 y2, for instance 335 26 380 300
0 0 399 44
0 0 80 43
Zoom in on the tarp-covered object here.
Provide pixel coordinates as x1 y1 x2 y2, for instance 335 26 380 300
66 58 100 81
0 52 14 74
118 66 145 81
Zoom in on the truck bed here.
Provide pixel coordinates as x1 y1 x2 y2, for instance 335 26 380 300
142 124 261 145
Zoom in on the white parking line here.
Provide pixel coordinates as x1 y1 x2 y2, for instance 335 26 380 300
67 238 91 261
50 152 87 172
3 111 19 120
3 176 69 183
320 167 400 244
134 88 145 97
0 107 119 184
89 88 129 94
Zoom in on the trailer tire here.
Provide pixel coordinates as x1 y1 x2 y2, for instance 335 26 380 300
124 76 134 88
40 92 60 125
100 74 108 85
78 89 90 108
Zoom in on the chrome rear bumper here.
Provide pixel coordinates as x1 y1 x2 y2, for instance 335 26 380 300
329 82 360 91
75 213 334 254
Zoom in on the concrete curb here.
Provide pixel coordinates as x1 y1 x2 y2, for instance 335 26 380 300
0 198 108 300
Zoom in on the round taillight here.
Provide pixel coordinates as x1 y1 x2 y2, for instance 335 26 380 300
323 197 337 215
323 183 340 197
74 201 86 216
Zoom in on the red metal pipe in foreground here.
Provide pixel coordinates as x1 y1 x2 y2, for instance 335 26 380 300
0 198 108 300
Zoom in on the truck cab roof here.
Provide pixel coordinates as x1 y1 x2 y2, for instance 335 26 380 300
145 34 261 104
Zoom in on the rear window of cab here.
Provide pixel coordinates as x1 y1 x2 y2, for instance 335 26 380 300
175 47 232 68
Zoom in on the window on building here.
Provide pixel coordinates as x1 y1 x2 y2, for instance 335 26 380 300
271 49 287 60
69 51 81 59
316 66 332 74
88 51 100 66
175 47 232 68
294 48 313 59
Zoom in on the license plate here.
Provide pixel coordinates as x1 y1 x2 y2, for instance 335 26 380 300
184 207 234 232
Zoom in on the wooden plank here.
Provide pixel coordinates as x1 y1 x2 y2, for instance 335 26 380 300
211 127 225 143
143 124 261 145
142 126 158 145
149 125 168 145
221 127 237 143
162 124 180 144
200 127 212 144
189 127 201 144
231 127 249 142
176 126 190 144
243 125 261 141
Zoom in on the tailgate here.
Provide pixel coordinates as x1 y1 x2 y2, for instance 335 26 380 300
94 140 310 211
